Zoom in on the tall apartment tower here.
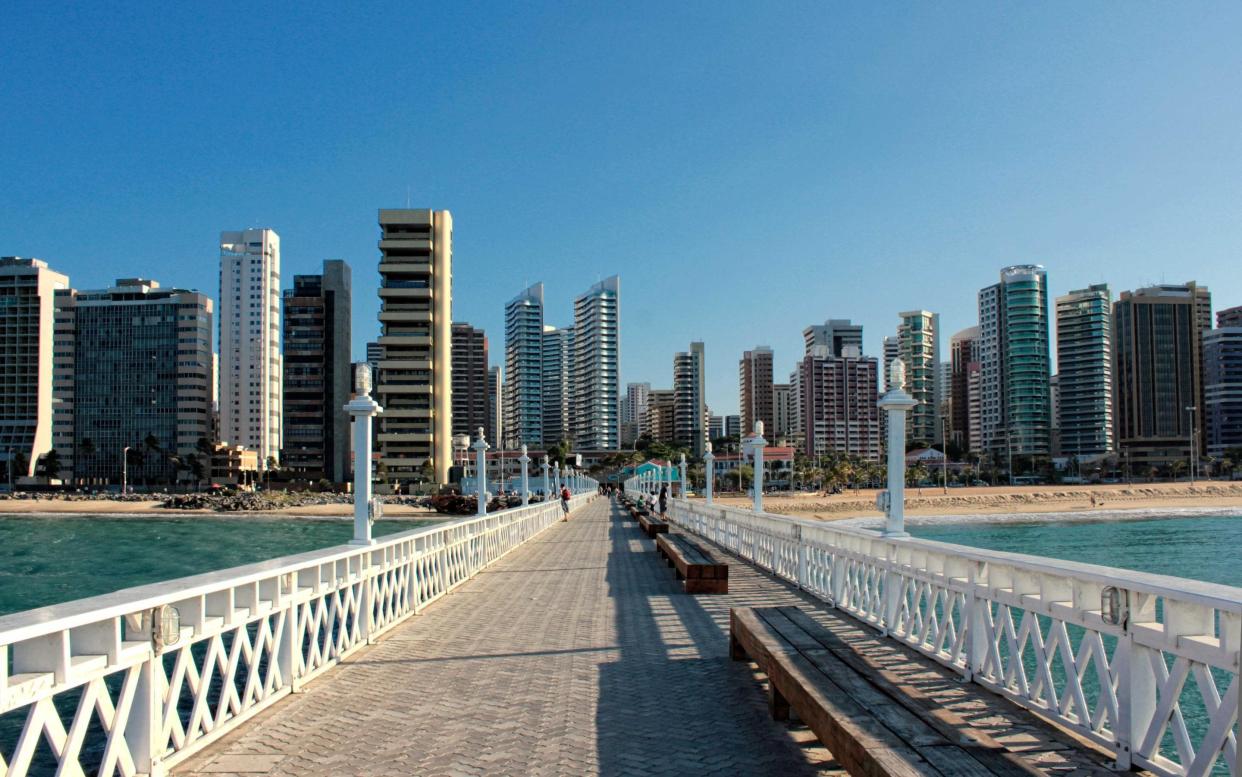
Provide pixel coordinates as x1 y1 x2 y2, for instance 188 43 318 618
643 389 675 442
1055 284 1113 458
977 265 1052 460
542 326 573 447
504 283 544 447
53 279 213 484
366 341 383 384
450 323 489 439
797 345 881 460
1114 283 1211 470
772 383 794 441
570 275 621 450
673 341 707 456
487 366 503 446
949 327 980 452
1204 312 1242 458
0 258 69 478
219 229 282 466
739 346 774 436
621 382 650 446
281 260 352 483
803 319 863 356
882 337 900 390
375 209 453 485
896 310 941 445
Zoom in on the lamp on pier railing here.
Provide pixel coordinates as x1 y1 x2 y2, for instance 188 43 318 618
703 442 714 504
878 358 917 539
473 428 490 516
345 364 383 545
518 445 531 506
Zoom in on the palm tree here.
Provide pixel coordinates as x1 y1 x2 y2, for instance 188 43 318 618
36 449 62 481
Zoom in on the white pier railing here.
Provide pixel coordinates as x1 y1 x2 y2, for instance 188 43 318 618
0 494 593 777
668 498 1240 777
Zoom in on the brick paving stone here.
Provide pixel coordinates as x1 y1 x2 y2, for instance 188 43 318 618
177 499 1124 776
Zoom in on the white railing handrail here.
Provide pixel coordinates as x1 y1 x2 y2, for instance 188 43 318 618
0 493 596 777
0 501 556 643
689 500 1242 613
667 497 1241 777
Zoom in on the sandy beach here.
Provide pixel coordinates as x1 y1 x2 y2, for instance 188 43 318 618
711 482 1242 521
0 498 440 519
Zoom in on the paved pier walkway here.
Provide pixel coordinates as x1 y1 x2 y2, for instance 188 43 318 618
180 500 1118 777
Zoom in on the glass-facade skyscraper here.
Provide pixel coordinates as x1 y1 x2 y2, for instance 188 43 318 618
1055 284 1113 457
504 283 544 448
570 276 620 450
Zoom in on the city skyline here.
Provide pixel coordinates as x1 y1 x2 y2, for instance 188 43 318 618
4 5 1242 416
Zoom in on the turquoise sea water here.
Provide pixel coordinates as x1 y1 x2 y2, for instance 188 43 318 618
0 514 435 616
909 513 1242 588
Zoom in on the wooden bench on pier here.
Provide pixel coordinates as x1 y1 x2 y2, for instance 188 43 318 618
635 510 668 538
656 533 728 594
730 606 1040 777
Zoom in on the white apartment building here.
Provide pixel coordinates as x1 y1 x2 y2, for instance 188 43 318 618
219 229 282 466
571 275 620 450
0 257 69 478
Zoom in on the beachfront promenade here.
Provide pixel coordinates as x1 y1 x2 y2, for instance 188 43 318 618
176 499 1114 776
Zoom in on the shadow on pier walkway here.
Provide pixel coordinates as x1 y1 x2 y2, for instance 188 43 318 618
178 499 1116 776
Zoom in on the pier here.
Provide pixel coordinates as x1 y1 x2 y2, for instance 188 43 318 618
1 490 1237 776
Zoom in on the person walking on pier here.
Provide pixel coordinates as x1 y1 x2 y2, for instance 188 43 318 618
560 484 571 519
658 483 668 518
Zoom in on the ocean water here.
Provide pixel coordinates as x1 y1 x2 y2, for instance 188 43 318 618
907 512 1242 588
0 513 436 616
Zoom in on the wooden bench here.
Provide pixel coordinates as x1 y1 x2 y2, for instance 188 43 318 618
635 511 668 538
655 533 728 594
730 606 1039 777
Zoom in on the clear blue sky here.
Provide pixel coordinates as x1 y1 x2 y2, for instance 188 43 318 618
3 2 1240 415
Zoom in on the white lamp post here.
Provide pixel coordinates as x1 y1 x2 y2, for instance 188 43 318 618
679 453 687 498
345 365 384 545
541 456 550 498
473 428 490 516
749 421 768 513
703 442 715 504
878 359 918 538
553 462 561 494
519 445 531 506
122 445 131 496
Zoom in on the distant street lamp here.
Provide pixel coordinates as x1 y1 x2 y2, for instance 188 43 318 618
122 446 132 495
1186 406 1198 485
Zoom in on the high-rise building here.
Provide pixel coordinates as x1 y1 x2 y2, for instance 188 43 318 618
487 366 503 446
803 319 863 357
1204 325 1242 459
542 325 573 446
281 261 352 483
739 346 774 436
53 279 212 484
949 327 980 451
219 229 282 466
772 383 794 441
504 283 544 447
375 209 453 485
643 389 676 442
1114 283 1211 470
708 414 724 442
896 310 941 445
1055 284 1113 458
977 265 1053 460
570 276 620 450
882 337 900 390
1218 306 1242 329
673 341 707 456
797 345 881 460
366 341 383 385
451 323 489 440
723 415 742 438
621 382 650 446
0 258 68 478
